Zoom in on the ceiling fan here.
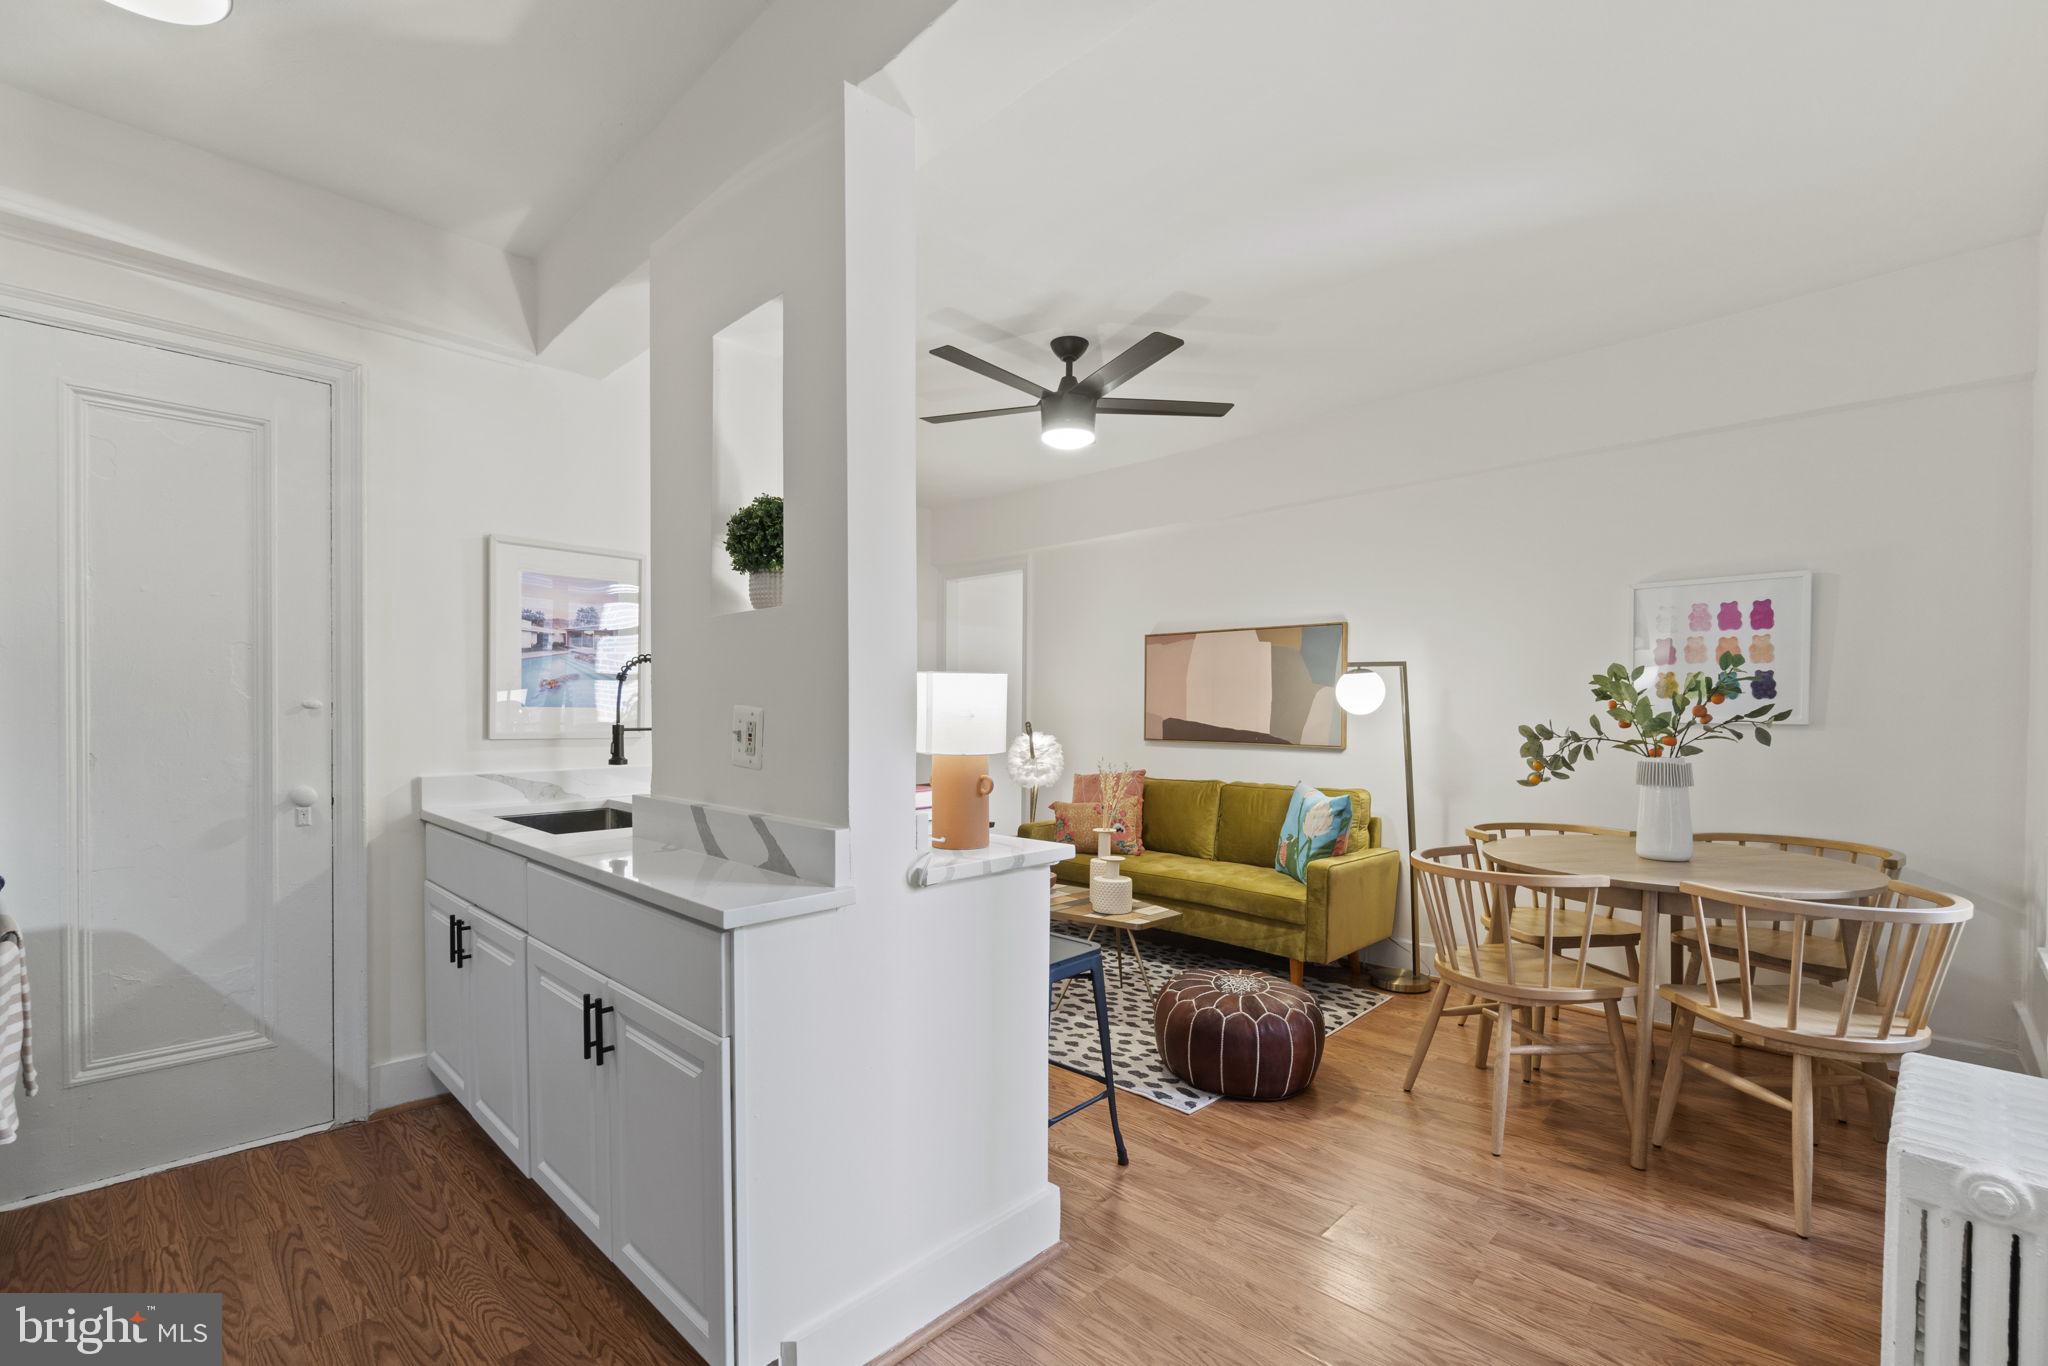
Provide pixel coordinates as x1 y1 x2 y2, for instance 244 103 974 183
922 332 1233 450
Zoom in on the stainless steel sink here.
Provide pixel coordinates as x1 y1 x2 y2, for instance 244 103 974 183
500 807 632 835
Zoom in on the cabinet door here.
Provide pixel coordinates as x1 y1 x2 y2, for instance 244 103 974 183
606 979 732 1366
423 885 471 1106
462 906 529 1175
525 939 612 1249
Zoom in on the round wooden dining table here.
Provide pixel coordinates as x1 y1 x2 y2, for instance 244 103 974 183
1478 833 1890 1169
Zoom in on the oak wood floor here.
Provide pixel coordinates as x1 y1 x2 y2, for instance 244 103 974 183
0 994 1885 1365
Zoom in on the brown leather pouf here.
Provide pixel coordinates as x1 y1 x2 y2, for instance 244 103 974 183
1153 967 1325 1100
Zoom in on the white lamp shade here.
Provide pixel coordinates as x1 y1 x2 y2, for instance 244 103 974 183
102 0 232 22
1334 666 1388 716
915 671 1008 755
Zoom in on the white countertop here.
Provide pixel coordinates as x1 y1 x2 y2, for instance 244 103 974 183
907 834 1069 888
417 769 854 932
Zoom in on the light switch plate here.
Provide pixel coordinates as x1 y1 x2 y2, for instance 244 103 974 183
731 705 763 768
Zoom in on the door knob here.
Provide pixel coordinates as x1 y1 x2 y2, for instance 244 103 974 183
300 698 325 711
288 786 319 807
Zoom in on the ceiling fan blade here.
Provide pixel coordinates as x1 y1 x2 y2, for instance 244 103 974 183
929 346 1048 398
921 405 1040 424
1079 331 1184 396
1096 397 1234 417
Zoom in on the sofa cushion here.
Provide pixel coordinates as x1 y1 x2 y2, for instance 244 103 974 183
1123 853 1307 927
1274 782 1354 883
1217 782 1374 866
1141 779 1222 860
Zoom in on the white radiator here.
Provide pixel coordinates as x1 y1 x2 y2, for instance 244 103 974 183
1886 1054 2048 1364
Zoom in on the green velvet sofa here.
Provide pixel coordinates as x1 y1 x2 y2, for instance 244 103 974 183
1020 778 1401 983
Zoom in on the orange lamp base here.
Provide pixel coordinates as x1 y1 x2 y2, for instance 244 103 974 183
929 753 995 850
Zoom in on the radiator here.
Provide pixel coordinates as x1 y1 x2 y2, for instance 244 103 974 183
1886 1054 2048 1364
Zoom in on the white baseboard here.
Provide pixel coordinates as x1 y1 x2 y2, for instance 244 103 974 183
777 1181 1060 1366
2014 1000 2046 1078
1924 1034 2024 1072
370 1052 447 1113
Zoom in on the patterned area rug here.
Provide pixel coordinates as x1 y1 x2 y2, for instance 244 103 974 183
1049 934 1391 1114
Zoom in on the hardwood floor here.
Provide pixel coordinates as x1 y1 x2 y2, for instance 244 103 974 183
0 1098 705 1366
0 994 1886 1365
910 993 1887 1366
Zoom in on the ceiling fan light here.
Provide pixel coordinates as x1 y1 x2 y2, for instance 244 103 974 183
1040 390 1096 451
101 0 232 23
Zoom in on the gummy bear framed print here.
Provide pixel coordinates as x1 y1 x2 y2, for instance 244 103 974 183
1631 571 1810 725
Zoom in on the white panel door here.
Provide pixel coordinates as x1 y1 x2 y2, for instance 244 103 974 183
525 939 611 1248
462 905 528 1174
0 318 334 1204
607 979 732 1365
422 885 472 1107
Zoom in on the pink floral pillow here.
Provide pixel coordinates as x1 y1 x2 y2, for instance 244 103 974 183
1050 801 1103 854
1072 771 1145 855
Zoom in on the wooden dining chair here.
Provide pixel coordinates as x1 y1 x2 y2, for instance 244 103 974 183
1651 879 1969 1237
1404 846 1639 1157
1672 834 1907 986
1467 823 1640 1062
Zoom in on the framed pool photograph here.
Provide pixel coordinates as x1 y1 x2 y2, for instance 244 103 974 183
486 535 649 740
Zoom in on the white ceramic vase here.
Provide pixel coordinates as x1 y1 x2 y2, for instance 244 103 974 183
1634 758 1695 862
1091 874 1134 917
748 570 783 609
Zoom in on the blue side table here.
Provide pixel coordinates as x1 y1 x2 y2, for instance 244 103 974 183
1048 932 1128 1165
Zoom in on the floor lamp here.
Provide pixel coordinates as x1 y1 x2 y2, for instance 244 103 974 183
1335 660 1434 995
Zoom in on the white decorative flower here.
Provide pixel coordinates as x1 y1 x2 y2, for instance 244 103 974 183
1006 731 1064 788
1301 797 1335 841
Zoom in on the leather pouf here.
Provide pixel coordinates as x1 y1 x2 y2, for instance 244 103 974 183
1153 967 1325 1100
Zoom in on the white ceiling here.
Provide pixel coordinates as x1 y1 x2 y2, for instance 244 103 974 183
911 0 2048 504
0 0 768 254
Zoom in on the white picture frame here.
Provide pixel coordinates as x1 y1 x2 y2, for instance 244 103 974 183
1631 570 1811 725
486 535 649 740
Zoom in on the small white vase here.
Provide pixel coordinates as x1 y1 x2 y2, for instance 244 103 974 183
1634 758 1695 862
1091 874 1133 917
748 570 783 609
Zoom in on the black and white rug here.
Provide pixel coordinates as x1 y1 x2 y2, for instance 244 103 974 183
1049 935 1391 1114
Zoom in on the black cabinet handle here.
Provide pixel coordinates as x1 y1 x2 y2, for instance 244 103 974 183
453 918 472 968
581 993 596 1060
447 913 457 964
592 998 616 1066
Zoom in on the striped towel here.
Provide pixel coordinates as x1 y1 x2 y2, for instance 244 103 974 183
0 912 35 1144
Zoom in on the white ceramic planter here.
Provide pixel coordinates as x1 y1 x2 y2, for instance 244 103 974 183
747 570 783 609
1634 758 1695 861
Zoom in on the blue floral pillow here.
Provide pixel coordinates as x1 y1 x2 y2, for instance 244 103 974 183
1274 782 1353 884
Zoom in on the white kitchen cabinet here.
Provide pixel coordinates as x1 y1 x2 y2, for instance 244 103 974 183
464 907 530 1172
525 939 613 1250
423 884 529 1173
524 941 733 1366
423 884 471 1109
607 980 733 1365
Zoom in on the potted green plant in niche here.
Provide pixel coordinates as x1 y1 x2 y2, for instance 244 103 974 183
724 493 783 608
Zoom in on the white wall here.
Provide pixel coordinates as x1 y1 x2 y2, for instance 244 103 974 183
930 240 2037 1066
0 234 651 1083
648 88 1056 1364
2026 220 2048 1075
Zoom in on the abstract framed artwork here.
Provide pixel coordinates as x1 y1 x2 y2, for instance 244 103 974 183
486 535 649 740
1144 622 1349 747
1632 571 1811 725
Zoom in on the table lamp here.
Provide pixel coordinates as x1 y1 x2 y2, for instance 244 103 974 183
916 671 1008 851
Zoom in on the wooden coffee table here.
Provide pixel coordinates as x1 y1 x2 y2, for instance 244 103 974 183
1049 883 1181 1002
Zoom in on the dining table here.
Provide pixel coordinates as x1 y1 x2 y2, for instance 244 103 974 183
1478 833 1890 1169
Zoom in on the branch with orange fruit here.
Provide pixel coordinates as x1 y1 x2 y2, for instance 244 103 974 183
1514 653 1790 786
